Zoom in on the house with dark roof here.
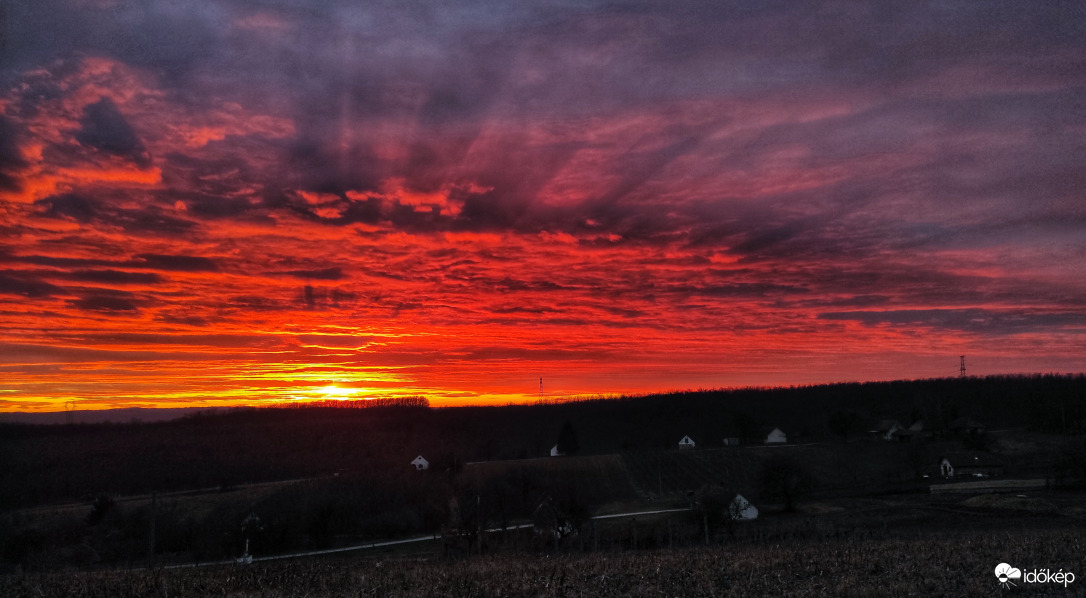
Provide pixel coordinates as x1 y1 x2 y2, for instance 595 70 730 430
895 419 931 442
870 419 904 441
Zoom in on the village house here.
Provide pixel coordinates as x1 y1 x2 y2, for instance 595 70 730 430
939 451 1004 479
678 435 696 449
895 419 931 442
549 444 564 457
763 427 787 444
411 455 429 471
870 419 904 441
730 494 759 520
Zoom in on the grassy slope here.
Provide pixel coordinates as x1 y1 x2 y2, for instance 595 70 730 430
2 527 1082 597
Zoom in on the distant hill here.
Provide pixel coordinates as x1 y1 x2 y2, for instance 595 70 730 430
0 406 226 425
1 374 1083 510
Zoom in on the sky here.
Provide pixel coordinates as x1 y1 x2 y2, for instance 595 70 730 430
1 0 1085 411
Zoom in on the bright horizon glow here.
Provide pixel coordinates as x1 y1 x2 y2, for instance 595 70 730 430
2 1 1086 413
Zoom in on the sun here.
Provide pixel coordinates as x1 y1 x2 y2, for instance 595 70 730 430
315 385 362 401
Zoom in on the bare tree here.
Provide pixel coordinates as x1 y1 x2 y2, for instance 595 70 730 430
758 456 811 512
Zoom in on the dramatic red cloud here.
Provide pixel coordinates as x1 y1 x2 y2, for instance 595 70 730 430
2 2 1085 412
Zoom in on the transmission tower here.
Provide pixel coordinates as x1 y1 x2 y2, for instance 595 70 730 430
959 355 966 378
538 377 543 403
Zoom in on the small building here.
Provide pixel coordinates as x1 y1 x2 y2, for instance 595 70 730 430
871 419 904 441
722 437 740 446
896 420 930 442
763 427 787 444
550 444 565 457
411 455 429 471
678 435 696 449
939 452 1004 479
730 494 758 520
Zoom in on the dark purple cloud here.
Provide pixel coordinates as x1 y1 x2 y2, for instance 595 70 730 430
36 193 100 221
820 309 1086 335
0 272 65 298
65 269 165 285
69 292 140 313
274 267 345 281
35 194 197 236
135 254 219 272
75 97 151 166
0 115 27 191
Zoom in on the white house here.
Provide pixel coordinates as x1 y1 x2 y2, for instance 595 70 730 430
678 435 696 449
411 455 429 471
764 427 787 444
550 444 565 457
730 494 758 520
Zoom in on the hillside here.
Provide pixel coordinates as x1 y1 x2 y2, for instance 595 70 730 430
2 374 1084 510
2 375 1085 570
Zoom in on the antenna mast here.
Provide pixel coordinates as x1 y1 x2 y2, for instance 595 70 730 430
959 355 966 378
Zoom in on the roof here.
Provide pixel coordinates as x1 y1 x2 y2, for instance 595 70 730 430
873 419 902 432
941 451 1003 468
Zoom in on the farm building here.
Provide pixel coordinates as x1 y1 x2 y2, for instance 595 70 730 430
895 419 931 442
678 435 696 449
870 419 904 441
763 427 787 444
411 455 429 471
722 437 740 446
939 452 1004 479
549 444 564 457
730 494 758 520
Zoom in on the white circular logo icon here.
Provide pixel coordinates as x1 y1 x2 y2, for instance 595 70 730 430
995 563 1022 588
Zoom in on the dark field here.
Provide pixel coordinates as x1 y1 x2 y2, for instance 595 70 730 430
2 526 1082 597
4 485 1085 597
